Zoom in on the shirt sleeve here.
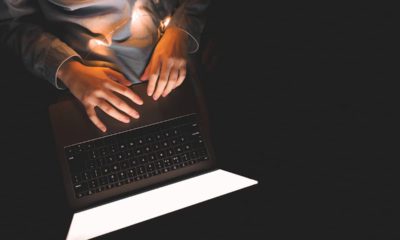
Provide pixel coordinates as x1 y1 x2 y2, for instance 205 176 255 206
168 0 210 53
0 0 80 89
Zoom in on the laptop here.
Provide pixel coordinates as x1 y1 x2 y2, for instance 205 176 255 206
49 71 257 239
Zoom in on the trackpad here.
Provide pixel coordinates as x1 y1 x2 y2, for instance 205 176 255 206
66 170 258 240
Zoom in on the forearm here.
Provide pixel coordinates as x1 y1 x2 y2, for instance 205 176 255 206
168 0 210 53
0 14 80 89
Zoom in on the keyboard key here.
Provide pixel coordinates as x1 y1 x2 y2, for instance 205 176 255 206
126 150 133 158
67 152 87 174
172 156 180 164
135 148 142 155
121 161 129 169
130 158 138 166
166 149 174 156
146 163 155 172
139 156 147 164
99 176 108 186
148 154 156 162
89 179 98 189
119 143 126 150
138 166 146 175
144 146 151 153
67 114 210 199
102 166 110 175
108 174 117 183
118 171 127 180
175 147 183 153
72 175 81 184
128 168 136 178
82 172 90 181
155 160 164 169
157 151 165 159
181 153 189 162
152 144 160 151
163 158 172 166
111 164 119 172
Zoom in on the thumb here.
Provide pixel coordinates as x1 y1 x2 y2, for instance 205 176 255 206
104 68 132 86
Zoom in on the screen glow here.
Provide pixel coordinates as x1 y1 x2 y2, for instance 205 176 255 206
66 169 258 240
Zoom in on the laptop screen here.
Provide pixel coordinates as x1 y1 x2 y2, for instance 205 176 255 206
66 169 257 240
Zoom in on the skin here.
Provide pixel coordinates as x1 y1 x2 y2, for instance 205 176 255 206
140 27 188 100
58 27 189 132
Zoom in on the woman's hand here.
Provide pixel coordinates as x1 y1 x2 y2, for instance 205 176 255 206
140 27 189 100
58 60 143 132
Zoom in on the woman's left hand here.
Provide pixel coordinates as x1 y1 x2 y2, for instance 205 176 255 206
140 27 188 100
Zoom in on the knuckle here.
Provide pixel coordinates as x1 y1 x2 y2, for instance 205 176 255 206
92 88 103 96
87 111 95 118
177 58 186 66
103 104 112 112
149 74 158 81
122 89 131 96
81 93 92 103
115 100 125 108
167 58 174 65
101 81 111 88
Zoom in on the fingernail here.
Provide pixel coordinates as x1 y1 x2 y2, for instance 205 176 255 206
134 113 140 119
101 127 107 132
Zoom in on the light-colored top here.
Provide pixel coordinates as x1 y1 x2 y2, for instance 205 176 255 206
0 0 209 88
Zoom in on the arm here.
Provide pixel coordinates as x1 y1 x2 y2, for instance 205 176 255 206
168 0 210 54
0 0 79 89
0 1 143 132
140 0 209 100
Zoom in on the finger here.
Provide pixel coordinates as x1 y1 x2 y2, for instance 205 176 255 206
153 61 172 100
97 100 131 123
105 81 143 106
175 66 187 88
147 62 161 96
86 106 107 132
140 64 150 81
99 90 140 119
104 69 132 86
162 66 179 97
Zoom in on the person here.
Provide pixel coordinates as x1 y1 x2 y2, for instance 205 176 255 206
0 0 209 132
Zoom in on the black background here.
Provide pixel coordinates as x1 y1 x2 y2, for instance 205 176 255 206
1 2 398 239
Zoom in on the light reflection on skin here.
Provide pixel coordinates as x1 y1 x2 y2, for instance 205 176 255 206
160 16 171 31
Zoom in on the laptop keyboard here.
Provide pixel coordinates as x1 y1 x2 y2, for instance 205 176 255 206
64 114 209 199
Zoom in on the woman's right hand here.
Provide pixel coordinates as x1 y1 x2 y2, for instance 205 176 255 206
57 60 143 132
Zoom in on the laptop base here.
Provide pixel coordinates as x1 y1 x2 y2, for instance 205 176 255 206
66 169 258 240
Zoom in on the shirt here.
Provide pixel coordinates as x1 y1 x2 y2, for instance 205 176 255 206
0 0 209 89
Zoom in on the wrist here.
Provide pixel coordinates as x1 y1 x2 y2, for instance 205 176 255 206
165 27 189 41
57 59 82 87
